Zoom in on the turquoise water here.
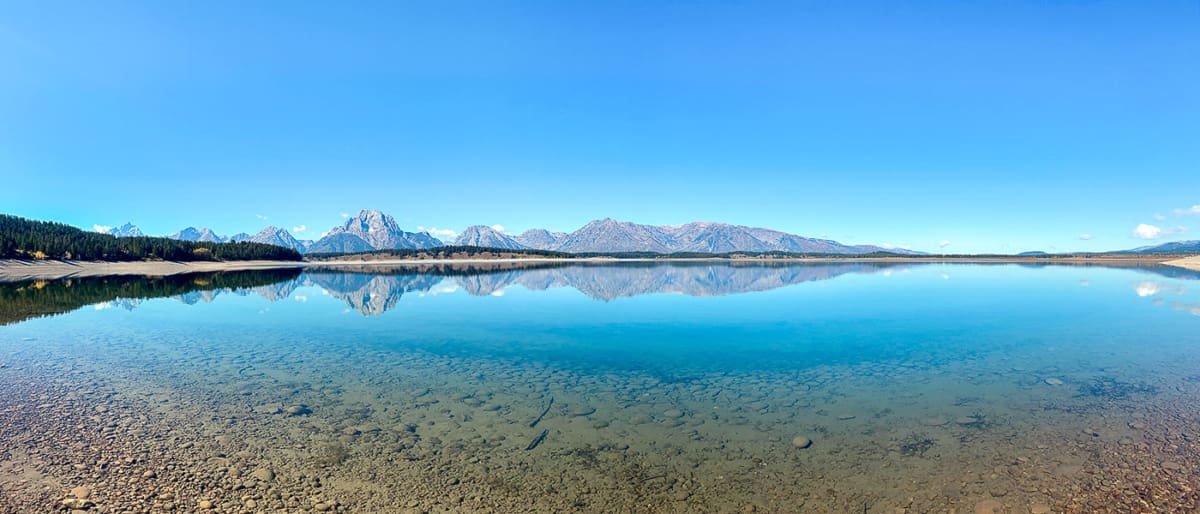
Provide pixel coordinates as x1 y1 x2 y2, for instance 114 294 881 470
2 262 1200 513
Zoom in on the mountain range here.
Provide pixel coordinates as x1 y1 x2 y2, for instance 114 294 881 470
92 209 1199 256
165 225 313 252
98 209 924 256
1123 240 1200 255
523 219 910 254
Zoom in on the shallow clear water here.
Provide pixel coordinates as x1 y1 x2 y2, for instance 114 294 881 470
2 262 1200 513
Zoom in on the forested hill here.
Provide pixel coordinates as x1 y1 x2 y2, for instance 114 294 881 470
0 215 302 262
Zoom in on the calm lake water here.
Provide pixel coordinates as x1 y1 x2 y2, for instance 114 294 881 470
2 262 1200 513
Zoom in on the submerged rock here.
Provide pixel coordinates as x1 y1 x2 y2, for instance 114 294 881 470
1045 378 1064 386
61 498 93 510
571 406 597 417
285 404 311 416
791 436 813 449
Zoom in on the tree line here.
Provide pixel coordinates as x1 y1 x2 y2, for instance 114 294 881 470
0 215 302 262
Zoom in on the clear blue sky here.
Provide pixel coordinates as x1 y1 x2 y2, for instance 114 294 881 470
1 1 1197 253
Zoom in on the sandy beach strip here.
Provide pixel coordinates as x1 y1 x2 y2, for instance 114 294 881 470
0 259 304 282
1165 256 1200 271
3 255 1196 281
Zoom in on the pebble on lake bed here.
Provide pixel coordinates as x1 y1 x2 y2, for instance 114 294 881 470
791 436 813 449
1045 378 1064 386
974 499 1003 514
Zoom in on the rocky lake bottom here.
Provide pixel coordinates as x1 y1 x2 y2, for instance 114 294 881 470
2 263 1200 513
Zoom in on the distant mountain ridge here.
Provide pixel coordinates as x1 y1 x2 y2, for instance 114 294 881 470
514 229 567 250
171 227 225 243
1117 240 1200 255
120 211 928 256
166 225 309 252
519 218 921 255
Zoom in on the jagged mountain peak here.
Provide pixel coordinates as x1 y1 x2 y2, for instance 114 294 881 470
514 229 568 250
245 226 308 253
99 222 144 238
316 209 441 251
170 226 225 243
453 225 527 250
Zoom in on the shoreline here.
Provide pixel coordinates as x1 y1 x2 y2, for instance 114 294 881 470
0 259 305 282
1165 255 1200 271
0 255 1195 281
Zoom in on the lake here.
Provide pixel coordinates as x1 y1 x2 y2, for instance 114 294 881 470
2 262 1199 513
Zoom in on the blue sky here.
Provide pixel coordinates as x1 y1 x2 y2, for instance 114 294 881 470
1 1 1197 253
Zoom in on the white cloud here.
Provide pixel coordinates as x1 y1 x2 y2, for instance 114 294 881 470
940 273 951 280
490 289 506 297
93 224 112 233
256 214 268 220
319 231 329 238
1078 233 1093 241
418 226 458 240
340 212 350 219
1133 224 1188 239
491 224 506 233
1154 213 1166 221
938 240 950 248
1133 224 1163 239
1173 205 1200 216
1079 280 1090 287
879 243 894 249
292 224 307 233
294 295 308 303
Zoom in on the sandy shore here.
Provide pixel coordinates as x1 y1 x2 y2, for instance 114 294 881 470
1166 256 1200 271
0 259 304 281
2 255 1195 282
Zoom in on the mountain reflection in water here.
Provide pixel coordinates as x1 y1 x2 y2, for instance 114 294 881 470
3 261 1200 323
